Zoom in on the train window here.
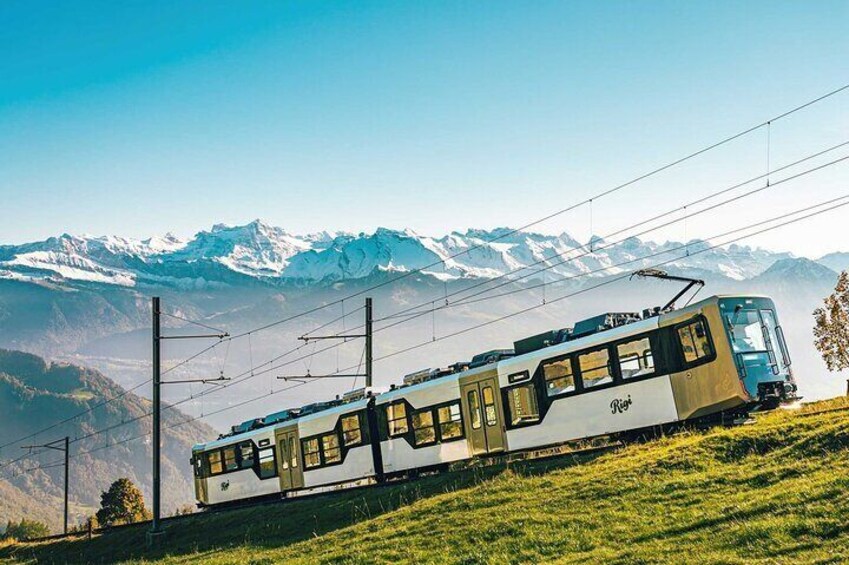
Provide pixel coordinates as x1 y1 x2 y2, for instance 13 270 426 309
617 338 655 379
482 386 498 426
468 390 482 430
223 446 239 472
279 439 289 470
239 442 255 469
412 411 437 446
303 438 321 468
207 450 223 475
322 433 342 464
438 403 463 440
192 456 203 478
507 384 540 425
341 414 363 447
387 402 409 436
289 437 298 468
578 348 613 388
542 357 575 396
258 447 277 479
678 319 713 363
761 310 791 367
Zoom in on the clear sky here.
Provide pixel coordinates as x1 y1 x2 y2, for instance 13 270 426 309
1 1 847 256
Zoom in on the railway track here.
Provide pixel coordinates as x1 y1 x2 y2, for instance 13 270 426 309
27 440 623 543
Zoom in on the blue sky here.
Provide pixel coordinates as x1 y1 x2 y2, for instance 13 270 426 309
1 1 847 255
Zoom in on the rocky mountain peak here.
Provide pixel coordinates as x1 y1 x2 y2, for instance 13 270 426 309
0 221 838 288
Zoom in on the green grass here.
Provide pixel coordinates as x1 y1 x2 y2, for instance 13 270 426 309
4 397 849 564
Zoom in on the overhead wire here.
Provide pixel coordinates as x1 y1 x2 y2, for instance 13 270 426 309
369 193 849 364
374 139 849 324
74 84 849 411
103 82 849 361
186 192 849 389
6 146 846 472
10 189 849 478
3 82 848 472
29 145 849 458
159 311 228 335
412 152 849 311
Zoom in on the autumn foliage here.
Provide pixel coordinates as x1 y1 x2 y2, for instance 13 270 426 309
95 478 151 527
813 271 849 372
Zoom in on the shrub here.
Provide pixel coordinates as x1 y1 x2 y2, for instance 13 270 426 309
2 519 50 541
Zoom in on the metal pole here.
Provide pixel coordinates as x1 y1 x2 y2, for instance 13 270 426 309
365 297 373 389
21 438 70 535
151 296 161 535
63 436 69 535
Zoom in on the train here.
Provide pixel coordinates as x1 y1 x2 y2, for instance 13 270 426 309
190 293 797 507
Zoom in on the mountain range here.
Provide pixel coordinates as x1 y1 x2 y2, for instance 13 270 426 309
2 220 843 289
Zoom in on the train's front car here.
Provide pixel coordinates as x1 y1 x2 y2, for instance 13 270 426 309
718 296 798 409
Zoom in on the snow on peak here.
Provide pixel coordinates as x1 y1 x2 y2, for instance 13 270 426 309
0 221 818 287
143 233 186 254
165 220 312 277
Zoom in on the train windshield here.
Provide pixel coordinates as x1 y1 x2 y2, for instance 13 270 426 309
722 300 791 381
727 309 767 354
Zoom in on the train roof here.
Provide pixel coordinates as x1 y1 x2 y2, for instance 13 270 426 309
295 396 369 425
193 419 276 451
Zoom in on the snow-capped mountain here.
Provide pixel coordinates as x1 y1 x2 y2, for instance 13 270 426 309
0 219 829 288
164 221 315 277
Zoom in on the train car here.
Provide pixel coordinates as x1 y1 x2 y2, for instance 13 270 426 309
192 395 382 506
288 396 379 491
375 369 472 476
190 423 279 506
191 293 797 508
492 294 796 455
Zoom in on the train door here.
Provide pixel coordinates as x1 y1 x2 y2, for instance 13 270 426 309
275 426 304 491
192 451 209 504
460 372 507 455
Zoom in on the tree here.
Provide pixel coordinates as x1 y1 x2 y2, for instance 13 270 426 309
813 271 849 371
95 478 151 527
2 518 50 541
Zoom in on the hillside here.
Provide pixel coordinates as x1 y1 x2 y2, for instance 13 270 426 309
0 351 215 533
4 397 849 564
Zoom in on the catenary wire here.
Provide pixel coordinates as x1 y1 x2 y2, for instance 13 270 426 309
3 83 847 468
10 192 849 477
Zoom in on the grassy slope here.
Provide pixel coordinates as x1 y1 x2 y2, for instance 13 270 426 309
4 397 849 564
